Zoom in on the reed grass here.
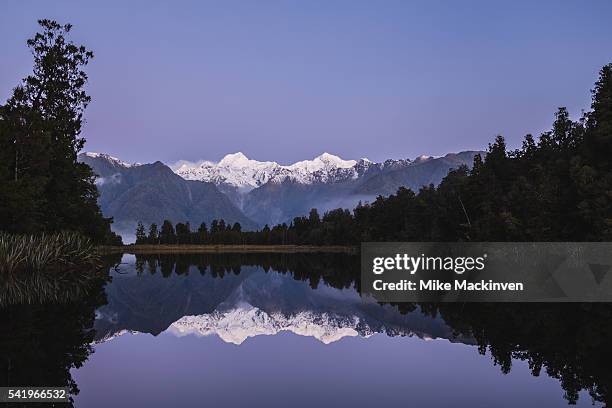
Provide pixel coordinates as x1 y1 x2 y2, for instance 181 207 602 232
0 232 106 305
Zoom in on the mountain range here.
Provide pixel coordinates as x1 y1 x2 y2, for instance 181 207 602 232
79 153 257 240
79 150 481 240
94 259 473 345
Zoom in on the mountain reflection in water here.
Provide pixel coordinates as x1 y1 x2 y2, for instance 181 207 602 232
94 253 464 346
1 252 609 407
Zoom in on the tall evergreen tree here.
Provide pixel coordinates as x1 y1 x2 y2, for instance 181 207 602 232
580 64 612 239
160 220 176 244
0 20 117 243
135 222 147 244
148 223 159 244
197 222 208 244
586 64 612 164
175 222 191 244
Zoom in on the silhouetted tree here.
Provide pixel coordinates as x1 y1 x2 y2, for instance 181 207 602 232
135 222 146 244
0 20 118 243
159 220 176 244
175 222 191 244
197 222 208 244
148 223 159 244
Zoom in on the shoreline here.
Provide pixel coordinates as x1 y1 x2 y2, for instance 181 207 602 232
98 244 357 254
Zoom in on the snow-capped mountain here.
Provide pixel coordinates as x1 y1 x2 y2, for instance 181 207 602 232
168 303 364 345
79 152 258 241
98 301 452 346
80 150 482 230
94 258 473 346
83 152 141 168
171 152 374 192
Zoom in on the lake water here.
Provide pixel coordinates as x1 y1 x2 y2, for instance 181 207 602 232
2 252 607 407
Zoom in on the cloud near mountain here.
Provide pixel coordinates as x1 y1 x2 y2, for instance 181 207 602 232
80 150 482 238
79 153 257 241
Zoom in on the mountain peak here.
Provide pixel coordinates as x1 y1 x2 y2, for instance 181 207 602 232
315 152 340 161
173 151 362 190
81 152 139 168
287 153 356 173
167 303 360 345
84 150 480 196
218 152 250 166
217 152 279 170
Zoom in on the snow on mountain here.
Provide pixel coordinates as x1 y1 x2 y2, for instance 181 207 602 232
83 152 141 168
286 152 357 173
94 329 140 344
84 151 452 193
83 150 478 210
171 152 282 192
96 302 448 346
167 302 363 345
171 152 377 192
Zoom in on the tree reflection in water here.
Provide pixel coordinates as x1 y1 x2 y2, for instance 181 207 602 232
0 254 119 408
1 252 609 406
132 252 611 406
422 303 612 406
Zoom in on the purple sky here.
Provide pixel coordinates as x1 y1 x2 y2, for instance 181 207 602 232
2 1 611 164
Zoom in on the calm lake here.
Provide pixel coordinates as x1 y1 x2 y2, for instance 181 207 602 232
2 252 608 407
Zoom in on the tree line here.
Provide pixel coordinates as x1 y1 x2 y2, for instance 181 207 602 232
134 209 354 245
132 252 358 290
136 63 612 246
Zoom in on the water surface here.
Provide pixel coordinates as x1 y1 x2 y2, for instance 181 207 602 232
2 252 607 407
